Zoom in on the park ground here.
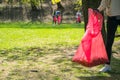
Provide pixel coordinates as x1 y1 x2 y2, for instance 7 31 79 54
0 22 120 80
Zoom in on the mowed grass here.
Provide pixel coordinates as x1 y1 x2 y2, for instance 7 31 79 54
0 22 84 49
0 22 120 80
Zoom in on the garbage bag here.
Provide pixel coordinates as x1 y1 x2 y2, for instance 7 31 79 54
72 8 109 67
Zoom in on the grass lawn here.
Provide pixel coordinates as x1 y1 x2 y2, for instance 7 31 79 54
0 22 120 80
0 22 84 49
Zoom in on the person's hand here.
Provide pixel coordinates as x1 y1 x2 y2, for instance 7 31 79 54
93 8 100 13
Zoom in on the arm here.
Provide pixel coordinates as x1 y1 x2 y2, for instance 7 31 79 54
97 0 107 12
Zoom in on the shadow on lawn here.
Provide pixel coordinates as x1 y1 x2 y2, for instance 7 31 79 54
52 45 120 80
0 46 71 61
77 76 120 80
0 47 46 61
0 45 120 80
76 56 120 80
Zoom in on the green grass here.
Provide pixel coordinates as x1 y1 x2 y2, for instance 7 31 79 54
0 22 120 80
115 26 120 40
0 22 84 49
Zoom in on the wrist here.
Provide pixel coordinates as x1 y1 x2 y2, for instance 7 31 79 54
97 8 101 12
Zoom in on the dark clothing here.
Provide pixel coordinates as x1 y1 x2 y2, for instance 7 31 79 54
106 16 120 64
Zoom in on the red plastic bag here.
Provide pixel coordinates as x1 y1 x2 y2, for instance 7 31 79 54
72 8 109 67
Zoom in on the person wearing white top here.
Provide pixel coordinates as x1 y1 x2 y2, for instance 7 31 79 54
97 0 120 72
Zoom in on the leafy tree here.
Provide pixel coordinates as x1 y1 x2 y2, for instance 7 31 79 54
74 0 82 11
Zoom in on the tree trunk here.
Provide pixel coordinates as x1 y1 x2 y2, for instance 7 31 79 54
40 0 44 22
30 0 38 22
46 0 53 15
82 0 89 30
57 2 64 12
0 0 2 3
22 5 28 21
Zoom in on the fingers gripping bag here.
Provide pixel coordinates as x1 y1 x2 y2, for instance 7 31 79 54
72 8 109 67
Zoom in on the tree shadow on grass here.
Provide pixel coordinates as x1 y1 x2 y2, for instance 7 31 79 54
76 55 120 80
77 76 120 80
0 45 120 80
0 46 76 80
0 47 46 62
0 46 70 62
51 45 120 80
70 41 120 80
